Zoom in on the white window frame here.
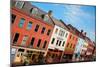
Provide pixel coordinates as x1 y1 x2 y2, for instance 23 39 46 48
15 1 25 9
31 8 38 15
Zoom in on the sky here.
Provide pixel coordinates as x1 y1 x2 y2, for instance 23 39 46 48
30 2 96 42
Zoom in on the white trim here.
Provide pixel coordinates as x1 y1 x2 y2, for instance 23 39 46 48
11 46 46 52
15 1 25 9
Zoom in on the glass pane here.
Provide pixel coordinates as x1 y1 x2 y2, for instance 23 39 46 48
18 18 25 28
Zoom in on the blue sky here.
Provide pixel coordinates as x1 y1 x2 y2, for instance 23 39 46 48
30 2 96 42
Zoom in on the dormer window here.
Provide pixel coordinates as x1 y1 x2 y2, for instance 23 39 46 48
15 1 25 9
44 15 49 22
30 8 38 15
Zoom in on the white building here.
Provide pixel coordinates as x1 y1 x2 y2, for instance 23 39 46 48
47 18 70 51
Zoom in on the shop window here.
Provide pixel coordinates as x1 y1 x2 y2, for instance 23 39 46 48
18 18 25 28
15 1 25 9
18 49 24 52
34 24 39 32
27 21 33 30
13 33 19 44
51 38 55 44
12 14 16 24
52 54 55 58
37 39 41 47
41 27 45 34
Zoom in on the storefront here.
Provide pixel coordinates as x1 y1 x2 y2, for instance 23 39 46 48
61 54 73 63
46 49 63 63
11 46 45 65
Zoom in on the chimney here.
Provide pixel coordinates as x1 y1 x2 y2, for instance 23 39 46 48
84 32 87 36
48 10 52 17
81 29 83 34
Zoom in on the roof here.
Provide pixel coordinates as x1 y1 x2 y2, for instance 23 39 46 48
12 1 54 26
50 17 68 30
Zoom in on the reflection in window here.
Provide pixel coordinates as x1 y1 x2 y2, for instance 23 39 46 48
27 21 32 30
18 18 25 28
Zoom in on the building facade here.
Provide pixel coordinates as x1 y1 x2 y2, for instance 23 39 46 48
11 1 96 66
46 18 70 63
72 37 85 61
11 1 54 64
61 24 79 62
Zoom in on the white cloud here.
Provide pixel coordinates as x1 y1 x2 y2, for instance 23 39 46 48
63 5 94 24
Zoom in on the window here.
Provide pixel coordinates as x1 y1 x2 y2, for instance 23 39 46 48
70 44 72 48
51 38 55 44
44 15 49 22
73 44 75 48
62 41 65 46
67 43 69 47
30 8 38 15
13 33 19 44
47 29 51 36
56 40 59 45
70 35 72 39
41 27 45 34
59 30 61 36
34 24 39 32
65 33 68 37
30 37 35 46
27 21 32 30
12 14 16 24
21 35 28 46
15 1 25 9
62 31 65 37
76 38 78 41
18 18 25 28
11 48 16 62
55 28 58 34
43 41 47 48
37 39 41 47
59 41 62 46
52 54 55 58
11 48 16 55
73 36 74 40
59 30 65 37
18 49 24 52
